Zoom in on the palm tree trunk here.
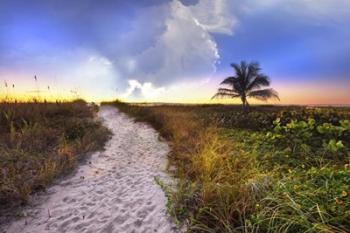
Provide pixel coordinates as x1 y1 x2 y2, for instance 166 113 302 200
241 95 248 111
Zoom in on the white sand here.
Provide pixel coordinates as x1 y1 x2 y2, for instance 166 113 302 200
3 106 178 233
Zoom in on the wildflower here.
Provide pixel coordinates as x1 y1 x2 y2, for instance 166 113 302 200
288 169 293 173
342 191 348 198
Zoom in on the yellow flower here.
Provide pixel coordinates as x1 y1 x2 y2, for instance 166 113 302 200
288 169 293 173
342 191 348 198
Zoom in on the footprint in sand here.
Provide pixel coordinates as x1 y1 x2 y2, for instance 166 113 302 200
2 106 179 233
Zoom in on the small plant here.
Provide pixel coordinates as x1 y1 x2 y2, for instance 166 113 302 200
0 100 110 207
109 101 350 232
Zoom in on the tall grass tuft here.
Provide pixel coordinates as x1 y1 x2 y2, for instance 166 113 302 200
0 100 110 208
108 101 350 232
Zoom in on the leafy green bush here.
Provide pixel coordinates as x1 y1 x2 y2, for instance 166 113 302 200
109 101 350 232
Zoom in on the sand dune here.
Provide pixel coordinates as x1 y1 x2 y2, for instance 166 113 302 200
3 106 178 233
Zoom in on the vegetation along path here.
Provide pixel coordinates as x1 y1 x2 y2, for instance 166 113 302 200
3 106 177 233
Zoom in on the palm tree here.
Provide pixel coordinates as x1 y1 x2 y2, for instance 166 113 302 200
212 61 279 109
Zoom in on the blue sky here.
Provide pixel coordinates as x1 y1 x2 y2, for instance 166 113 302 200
214 1 350 81
0 0 349 103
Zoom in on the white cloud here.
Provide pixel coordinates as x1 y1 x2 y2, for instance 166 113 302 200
122 80 165 101
2 0 237 102
188 0 236 35
117 0 236 100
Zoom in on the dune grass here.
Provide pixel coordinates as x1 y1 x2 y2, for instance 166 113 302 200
109 101 350 232
0 100 110 207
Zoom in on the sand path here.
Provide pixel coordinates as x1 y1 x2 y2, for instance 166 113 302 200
3 106 177 233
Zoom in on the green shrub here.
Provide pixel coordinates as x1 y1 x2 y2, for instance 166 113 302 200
108 101 350 232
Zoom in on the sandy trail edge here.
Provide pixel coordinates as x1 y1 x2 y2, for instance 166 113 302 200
2 106 178 233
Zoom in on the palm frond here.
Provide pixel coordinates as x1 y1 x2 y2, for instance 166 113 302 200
212 93 240 99
247 88 279 101
247 75 270 91
212 88 240 99
231 63 243 78
233 82 243 94
217 88 238 93
215 61 279 105
220 76 237 85
246 62 260 83
240 61 248 79
221 77 243 94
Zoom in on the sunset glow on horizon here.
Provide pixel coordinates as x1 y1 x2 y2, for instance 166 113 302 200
1 0 349 105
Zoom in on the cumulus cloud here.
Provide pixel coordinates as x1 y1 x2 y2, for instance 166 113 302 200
188 0 236 35
119 0 236 100
122 80 165 101
2 0 349 102
0 0 236 101
0 0 237 101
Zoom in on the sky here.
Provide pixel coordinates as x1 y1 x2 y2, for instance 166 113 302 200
0 0 349 104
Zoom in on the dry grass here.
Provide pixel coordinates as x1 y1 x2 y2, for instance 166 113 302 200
0 100 110 207
108 102 266 231
109 101 350 233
